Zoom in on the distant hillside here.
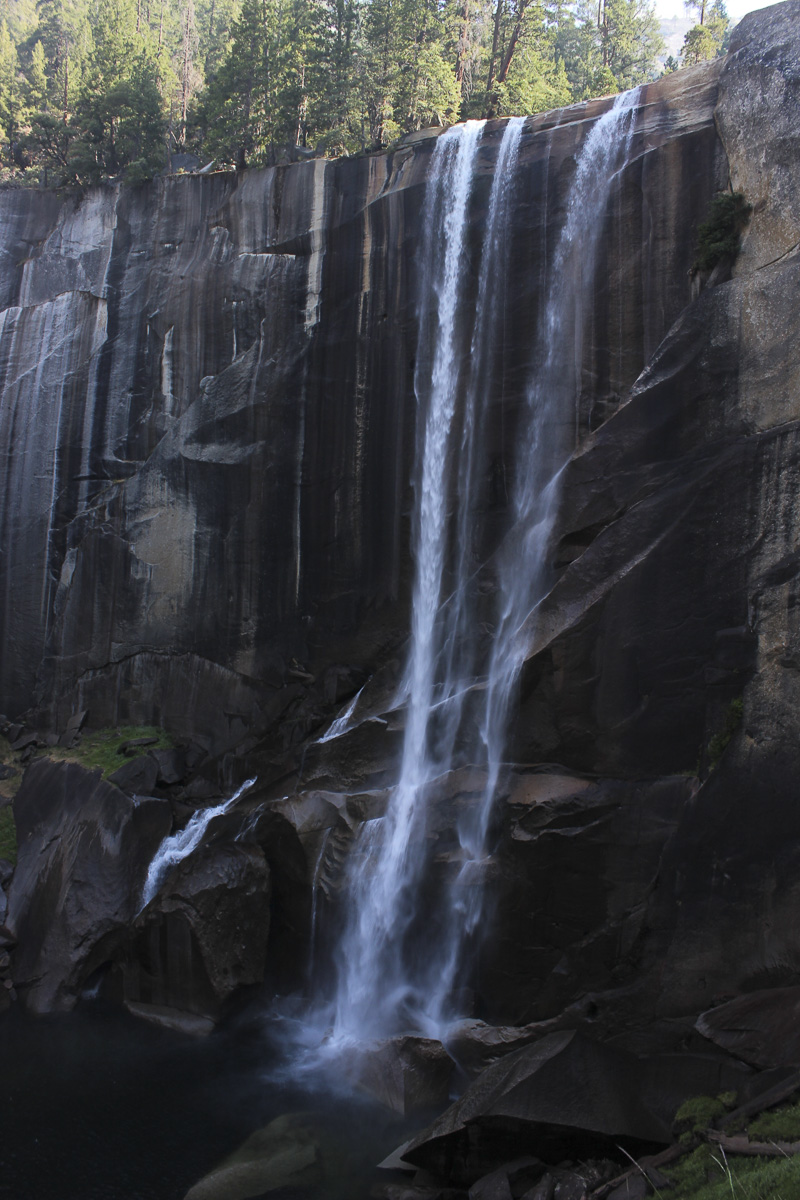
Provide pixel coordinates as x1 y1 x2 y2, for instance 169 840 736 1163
659 15 693 64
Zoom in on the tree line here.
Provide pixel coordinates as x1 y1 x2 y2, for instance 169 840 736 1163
0 0 730 185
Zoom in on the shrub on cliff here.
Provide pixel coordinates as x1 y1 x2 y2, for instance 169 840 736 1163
693 191 752 273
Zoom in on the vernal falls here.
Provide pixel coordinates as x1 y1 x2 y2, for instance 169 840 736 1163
3 7 800 1198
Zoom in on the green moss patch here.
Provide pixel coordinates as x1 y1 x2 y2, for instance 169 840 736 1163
60 726 173 779
693 192 752 274
0 804 16 865
664 1143 800 1199
748 1100 800 1144
674 1095 730 1140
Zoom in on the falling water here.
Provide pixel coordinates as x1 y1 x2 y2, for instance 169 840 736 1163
332 91 640 1041
428 88 642 1024
141 776 257 908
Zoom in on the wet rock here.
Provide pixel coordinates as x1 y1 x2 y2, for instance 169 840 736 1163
468 1168 514 1200
117 735 159 755
445 1018 574 1079
124 1000 215 1037
151 746 188 785
183 1112 324 1200
521 1176 555 1200
108 753 159 794
183 777 224 801
696 986 800 1069
58 710 87 748
9 732 37 752
5 758 172 1011
553 1178 587 1200
349 1036 455 1116
119 840 270 1018
0 764 17 780
402 1032 671 1185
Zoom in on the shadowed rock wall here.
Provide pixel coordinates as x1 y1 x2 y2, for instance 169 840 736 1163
0 58 722 758
5 3 800 1047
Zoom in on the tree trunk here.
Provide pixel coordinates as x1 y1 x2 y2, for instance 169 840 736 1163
485 0 504 113
498 0 529 84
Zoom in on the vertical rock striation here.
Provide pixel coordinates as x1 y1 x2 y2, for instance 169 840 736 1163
0 60 721 762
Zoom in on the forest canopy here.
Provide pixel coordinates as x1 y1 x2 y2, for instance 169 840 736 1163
0 0 729 185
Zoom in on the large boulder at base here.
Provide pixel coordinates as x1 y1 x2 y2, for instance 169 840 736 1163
343 1035 455 1115
5 758 171 1011
182 1112 326 1200
116 839 270 1018
401 1031 754 1185
696 986 800 1069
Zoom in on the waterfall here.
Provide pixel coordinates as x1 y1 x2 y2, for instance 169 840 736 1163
141 777 257 908
429 88 642 1024
331 91 640 1042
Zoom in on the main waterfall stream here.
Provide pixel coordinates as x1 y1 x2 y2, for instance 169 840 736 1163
332 91 640 1044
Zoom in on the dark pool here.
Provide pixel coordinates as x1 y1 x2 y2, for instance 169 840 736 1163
0 1002 414 1200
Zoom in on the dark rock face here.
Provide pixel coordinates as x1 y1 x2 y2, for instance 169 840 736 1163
0 56 721 761
5 758 172 1011
118 840 270 1017
401 1031 754 1184
0 0 799 1086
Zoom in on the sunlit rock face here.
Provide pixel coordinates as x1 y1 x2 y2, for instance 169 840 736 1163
0 58 721 757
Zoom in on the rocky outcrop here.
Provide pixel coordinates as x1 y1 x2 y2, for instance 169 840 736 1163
5 758 171 1011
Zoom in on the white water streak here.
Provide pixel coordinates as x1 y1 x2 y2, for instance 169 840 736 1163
317 686 365 744
334 120 487 1039
430 90 641 1024
141 776 257 907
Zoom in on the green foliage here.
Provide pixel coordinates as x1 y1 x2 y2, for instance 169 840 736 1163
61 725 173 778
1 0 667 177
748 1100 800 1144
674 1094 729 1140
0 804 16 864
707 696 744 769
681 0 729 66
664 1141 800 1198
694 192 752 273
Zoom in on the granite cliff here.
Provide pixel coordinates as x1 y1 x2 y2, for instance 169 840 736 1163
2 0 800 1120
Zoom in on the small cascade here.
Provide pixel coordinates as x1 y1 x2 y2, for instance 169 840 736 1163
329 92 641 1043
141 776 257 908
316 686 365 744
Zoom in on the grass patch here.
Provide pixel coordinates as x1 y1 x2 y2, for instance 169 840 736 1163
748 1100 800 1144
675 1095 731 1141
0 804 16 864
60 726 173 779
664 1143 800 1198
693 191 752 274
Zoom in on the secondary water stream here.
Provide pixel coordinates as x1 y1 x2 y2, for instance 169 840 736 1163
141 776 257 907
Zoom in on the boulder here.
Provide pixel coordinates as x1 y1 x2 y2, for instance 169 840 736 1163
401 1032 673 1185
124 1000 216 1037
151 746 189 785
183 1112 324 1200
108 753 159 795
696 987 800 1069
5 758 172 1011
119 840 270 1018
345 1035 455 1115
